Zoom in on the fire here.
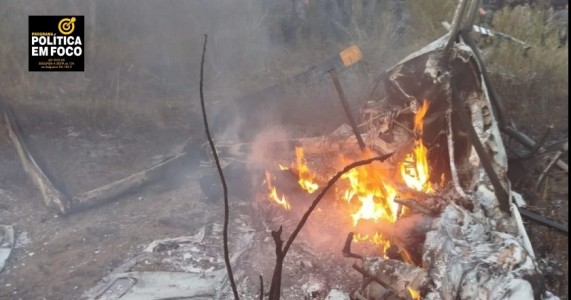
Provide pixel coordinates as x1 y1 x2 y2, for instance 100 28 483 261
261 99 434 256
400 99 433 193
295 147 319 194
414 99 429 136
341 165 399 226
407 287 421 300
400 142 433 193
264 171 291 210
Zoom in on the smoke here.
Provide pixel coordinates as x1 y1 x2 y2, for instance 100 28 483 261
246 126 292 172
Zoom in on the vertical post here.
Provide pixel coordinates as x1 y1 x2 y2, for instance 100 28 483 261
327 69 367 152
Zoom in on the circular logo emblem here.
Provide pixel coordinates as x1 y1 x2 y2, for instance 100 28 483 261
58 17 76 35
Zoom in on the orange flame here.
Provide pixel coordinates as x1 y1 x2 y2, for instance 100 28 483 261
408 287 421 300
295 147 319 194
400 99 432 193
341 164 399 226
414 99 429 136
400 142 433 193
264 171 291 210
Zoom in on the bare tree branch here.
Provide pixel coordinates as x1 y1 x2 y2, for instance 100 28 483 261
198 34 240 300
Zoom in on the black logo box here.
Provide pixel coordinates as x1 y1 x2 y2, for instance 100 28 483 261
29 16 84 72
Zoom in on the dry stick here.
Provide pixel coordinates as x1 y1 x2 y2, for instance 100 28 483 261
536 142 568 191
198 34 239 300
528 125 554 156
342 232 363 259
259 275 264 300
517 125 554 160
503 126 568 173
268 153 394 299
268 226 285 299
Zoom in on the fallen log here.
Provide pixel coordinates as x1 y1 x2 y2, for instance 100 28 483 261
2 102 71 214
1 99 195 215
70 152 188 213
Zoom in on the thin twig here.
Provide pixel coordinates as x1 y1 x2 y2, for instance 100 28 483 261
198 34 239 300
536 142 568 191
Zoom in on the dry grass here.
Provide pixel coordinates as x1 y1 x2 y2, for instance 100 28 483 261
485 5 568 133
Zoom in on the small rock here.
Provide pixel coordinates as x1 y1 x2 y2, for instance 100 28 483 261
300 259 313 269
325 289 350 300
301 279 323 298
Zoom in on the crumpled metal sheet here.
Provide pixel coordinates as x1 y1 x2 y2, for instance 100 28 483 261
0 225 15 273
423 204 545 300
90 270 225 300
83 221 255 300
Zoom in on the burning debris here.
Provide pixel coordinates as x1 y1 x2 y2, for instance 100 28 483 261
247 1 566 299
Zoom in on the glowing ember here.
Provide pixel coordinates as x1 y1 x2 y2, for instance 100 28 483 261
295 147 319 194
264 171 291 210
